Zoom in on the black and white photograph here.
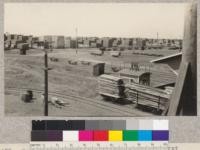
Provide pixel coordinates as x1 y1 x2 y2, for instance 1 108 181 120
4 2 197 117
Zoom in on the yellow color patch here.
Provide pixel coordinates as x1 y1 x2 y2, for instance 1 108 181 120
108 130 123 141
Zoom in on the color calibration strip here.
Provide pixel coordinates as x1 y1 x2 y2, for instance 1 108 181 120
31 120 169 142
2 143 200 150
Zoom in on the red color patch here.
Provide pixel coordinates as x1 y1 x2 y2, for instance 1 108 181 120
93 130 108 141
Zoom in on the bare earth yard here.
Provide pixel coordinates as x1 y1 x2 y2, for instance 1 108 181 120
4 48 178 116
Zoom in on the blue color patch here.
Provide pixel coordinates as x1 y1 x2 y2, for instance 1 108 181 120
152 130 169 141
138 130 152 141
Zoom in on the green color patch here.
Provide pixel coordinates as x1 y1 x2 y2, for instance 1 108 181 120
123 130 138 141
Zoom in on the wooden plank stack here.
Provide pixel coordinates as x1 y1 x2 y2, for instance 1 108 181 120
126 83 170 110
90 50 103 56
110 51 121 57
98 74 125 98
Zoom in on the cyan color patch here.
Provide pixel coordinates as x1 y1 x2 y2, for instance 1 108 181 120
138 130 152 141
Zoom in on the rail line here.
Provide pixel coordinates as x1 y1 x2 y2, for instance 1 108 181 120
5 87 151 116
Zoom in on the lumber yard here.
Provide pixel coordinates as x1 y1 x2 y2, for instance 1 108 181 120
4 2 197 117
4 33 181 116
4 33 182 51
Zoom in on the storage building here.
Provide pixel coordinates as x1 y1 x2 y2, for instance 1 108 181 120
150 52 182 74
119 69 151 86
93 62 105 76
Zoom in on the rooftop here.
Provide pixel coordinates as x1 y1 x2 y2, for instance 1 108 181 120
119 69 151 77
150 52 182 63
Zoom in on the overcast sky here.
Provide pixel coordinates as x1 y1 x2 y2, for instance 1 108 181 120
4 3 186 39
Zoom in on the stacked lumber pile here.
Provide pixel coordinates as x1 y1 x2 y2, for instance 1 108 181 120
68 59 78 65
49 97 69 108
110 51 121 57
90 50 103 56
126 83 170 110
111 66 121 72
98 74 125 98
4 34 33 50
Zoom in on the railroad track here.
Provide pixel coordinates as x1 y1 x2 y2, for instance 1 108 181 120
5 87 151 116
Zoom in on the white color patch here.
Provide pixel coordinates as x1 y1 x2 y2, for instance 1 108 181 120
153 120 169 130
63 131 79 141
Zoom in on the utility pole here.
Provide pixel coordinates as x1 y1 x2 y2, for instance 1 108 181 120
157 32 158 40
75 27 78 54
44 50 48 116
43 41 50 116
157 32 159 44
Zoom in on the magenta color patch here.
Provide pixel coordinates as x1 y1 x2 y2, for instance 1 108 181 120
79 130 93 141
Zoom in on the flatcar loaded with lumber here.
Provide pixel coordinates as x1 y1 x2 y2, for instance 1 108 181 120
126 83 171 111
98 74 126 100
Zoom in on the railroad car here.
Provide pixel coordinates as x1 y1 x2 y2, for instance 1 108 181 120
98 74 126 101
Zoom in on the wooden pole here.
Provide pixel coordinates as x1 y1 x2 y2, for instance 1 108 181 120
76 28 78 54
168 2 197 115
44 51 48 116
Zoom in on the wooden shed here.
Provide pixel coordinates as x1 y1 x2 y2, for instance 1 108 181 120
119 69 151 86
70 59 105 77
17 43 29 55
93 62 105 76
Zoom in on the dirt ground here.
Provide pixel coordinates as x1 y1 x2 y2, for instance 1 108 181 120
4 48 178 116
